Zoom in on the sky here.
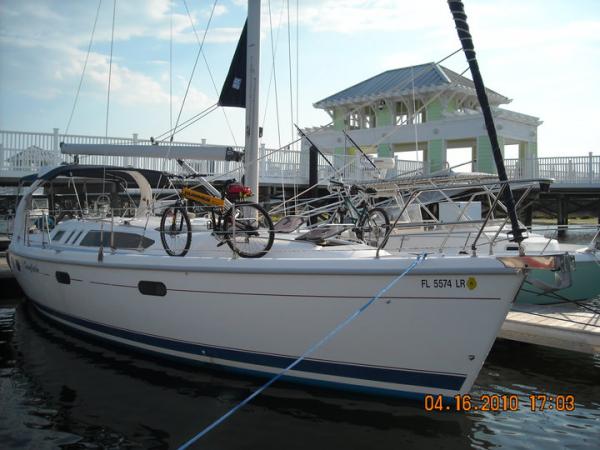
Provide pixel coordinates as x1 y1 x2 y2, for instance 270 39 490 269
1 0 599 159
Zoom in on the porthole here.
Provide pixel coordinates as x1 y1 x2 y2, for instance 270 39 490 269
138 281 167 297
56 271 71 285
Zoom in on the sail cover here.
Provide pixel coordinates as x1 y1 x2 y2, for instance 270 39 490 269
218 20 247 108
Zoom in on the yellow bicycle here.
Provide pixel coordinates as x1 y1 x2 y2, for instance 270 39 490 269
159 181 274 258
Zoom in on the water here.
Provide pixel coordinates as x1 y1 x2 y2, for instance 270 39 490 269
1 228 599 449
0 299 598 450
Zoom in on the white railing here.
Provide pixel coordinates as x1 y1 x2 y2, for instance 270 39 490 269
3 129 597 186
0 128 427 184
505 153 600 185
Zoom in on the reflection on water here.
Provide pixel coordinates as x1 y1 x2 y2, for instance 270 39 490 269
1 301 599 449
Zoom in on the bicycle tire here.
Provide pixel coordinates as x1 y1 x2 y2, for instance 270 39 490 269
160 206 192 257
223 202 275 258
355 207 390 247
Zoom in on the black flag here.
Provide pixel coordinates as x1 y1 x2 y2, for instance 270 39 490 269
218 21 247 108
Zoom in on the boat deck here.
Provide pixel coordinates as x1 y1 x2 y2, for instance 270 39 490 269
500 302 600 354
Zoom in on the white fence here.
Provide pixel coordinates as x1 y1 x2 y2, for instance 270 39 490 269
0 129 430 184
505 154 600 185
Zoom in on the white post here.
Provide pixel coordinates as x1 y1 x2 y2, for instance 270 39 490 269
244 0 261 202
259 143 266 179
589 151 593 185
0 143 4 171
130 133 138 168
53 128 59 151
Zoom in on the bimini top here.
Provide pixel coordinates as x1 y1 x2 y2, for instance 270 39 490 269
314 62 509 109
20 164 175 189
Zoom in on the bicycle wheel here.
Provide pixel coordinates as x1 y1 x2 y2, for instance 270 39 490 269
355 207 390 247
223 202 275 258
160 206 192 256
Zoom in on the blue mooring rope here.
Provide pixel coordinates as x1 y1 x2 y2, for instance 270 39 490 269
178 253 427 449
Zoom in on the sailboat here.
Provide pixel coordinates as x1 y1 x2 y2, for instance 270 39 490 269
7 0 567 399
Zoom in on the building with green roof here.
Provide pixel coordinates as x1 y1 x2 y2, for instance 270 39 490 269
309 62 541 174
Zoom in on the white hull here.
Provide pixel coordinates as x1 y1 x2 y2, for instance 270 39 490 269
9 236 522 398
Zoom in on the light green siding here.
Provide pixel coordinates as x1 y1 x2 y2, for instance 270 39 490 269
427 139 446 172
426 99 443 121
333 108 346 130
375 106 393 157
332 107 347 166
476 135 505 174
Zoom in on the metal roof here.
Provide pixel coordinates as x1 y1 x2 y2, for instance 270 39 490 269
313 62 509 109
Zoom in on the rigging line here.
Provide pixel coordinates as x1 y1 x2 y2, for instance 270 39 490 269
265 0 285 212
181 0 237 147
216 48 463 188
295 0 299 130
411 66 419 162
105 0 117 138
170 0 173 142
155 103 218 141
64 0 102 137
262 0 283 148
178 253 428 449
286 0 295 145
204 55 463 189
286 0 298 211
171 0 218 142
163 104 219 138
367 67 471 156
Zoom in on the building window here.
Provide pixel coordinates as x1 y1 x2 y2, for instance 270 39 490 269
348 112 360 129
395 102 409 125
363 107 376 129
414 99 425 123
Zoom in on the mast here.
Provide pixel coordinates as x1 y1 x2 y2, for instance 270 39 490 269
244 0 261 202
447 0 525 245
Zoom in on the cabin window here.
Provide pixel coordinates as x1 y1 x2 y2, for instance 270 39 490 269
79 231 154 249
70 230 84 244
52 230 66 241
138 281 167 297
64 230 76 243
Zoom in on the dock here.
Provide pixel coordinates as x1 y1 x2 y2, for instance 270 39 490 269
0 251 10 278
500 303 600 354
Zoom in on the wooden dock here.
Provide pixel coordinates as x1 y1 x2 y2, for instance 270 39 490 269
0 252 11 279
500 303 600 354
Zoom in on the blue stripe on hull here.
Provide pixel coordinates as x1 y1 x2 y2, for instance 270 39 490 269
31 300 466 393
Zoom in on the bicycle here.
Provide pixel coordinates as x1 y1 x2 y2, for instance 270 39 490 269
159 180 274 258
307 179 390 247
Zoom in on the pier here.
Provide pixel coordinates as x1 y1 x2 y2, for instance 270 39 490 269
500 303 600 354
